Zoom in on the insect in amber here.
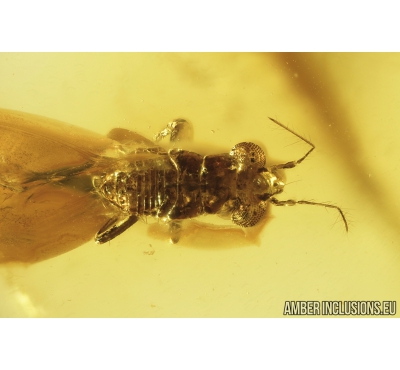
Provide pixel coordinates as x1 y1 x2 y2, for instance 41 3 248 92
0 109 347 264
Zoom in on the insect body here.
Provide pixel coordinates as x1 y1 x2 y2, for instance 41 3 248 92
0 109 347 264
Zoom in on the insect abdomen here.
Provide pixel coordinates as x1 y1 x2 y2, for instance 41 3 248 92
95 155 176 217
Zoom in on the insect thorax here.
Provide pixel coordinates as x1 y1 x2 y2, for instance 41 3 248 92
94 143 283 227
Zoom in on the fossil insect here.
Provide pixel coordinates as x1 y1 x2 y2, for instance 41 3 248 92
0 109 347 264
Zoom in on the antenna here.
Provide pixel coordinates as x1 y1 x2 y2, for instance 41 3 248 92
268 117 315 170
268 117 348 232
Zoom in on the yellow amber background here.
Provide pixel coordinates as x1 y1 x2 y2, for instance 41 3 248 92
0 53 399 317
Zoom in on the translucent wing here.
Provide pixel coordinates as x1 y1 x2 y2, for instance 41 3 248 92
0 109 157 264
0 181 114 264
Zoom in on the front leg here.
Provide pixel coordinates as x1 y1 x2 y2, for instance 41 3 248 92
154 119 193 143
168 220 182 244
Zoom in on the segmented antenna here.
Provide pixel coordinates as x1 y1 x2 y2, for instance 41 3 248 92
268 117 348 232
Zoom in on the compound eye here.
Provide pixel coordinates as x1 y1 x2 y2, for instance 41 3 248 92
230 142 266 169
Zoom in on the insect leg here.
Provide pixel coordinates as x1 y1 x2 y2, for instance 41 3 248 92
154 119 193 143
168 220 182 244
269 197 348 232
95 214 139 244
268 117 315 170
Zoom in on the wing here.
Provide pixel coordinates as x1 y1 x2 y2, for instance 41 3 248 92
0 109 119 187
0 109 154 264
0 182 117 264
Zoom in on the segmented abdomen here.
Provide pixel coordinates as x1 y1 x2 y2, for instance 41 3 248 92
94 154 177 217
